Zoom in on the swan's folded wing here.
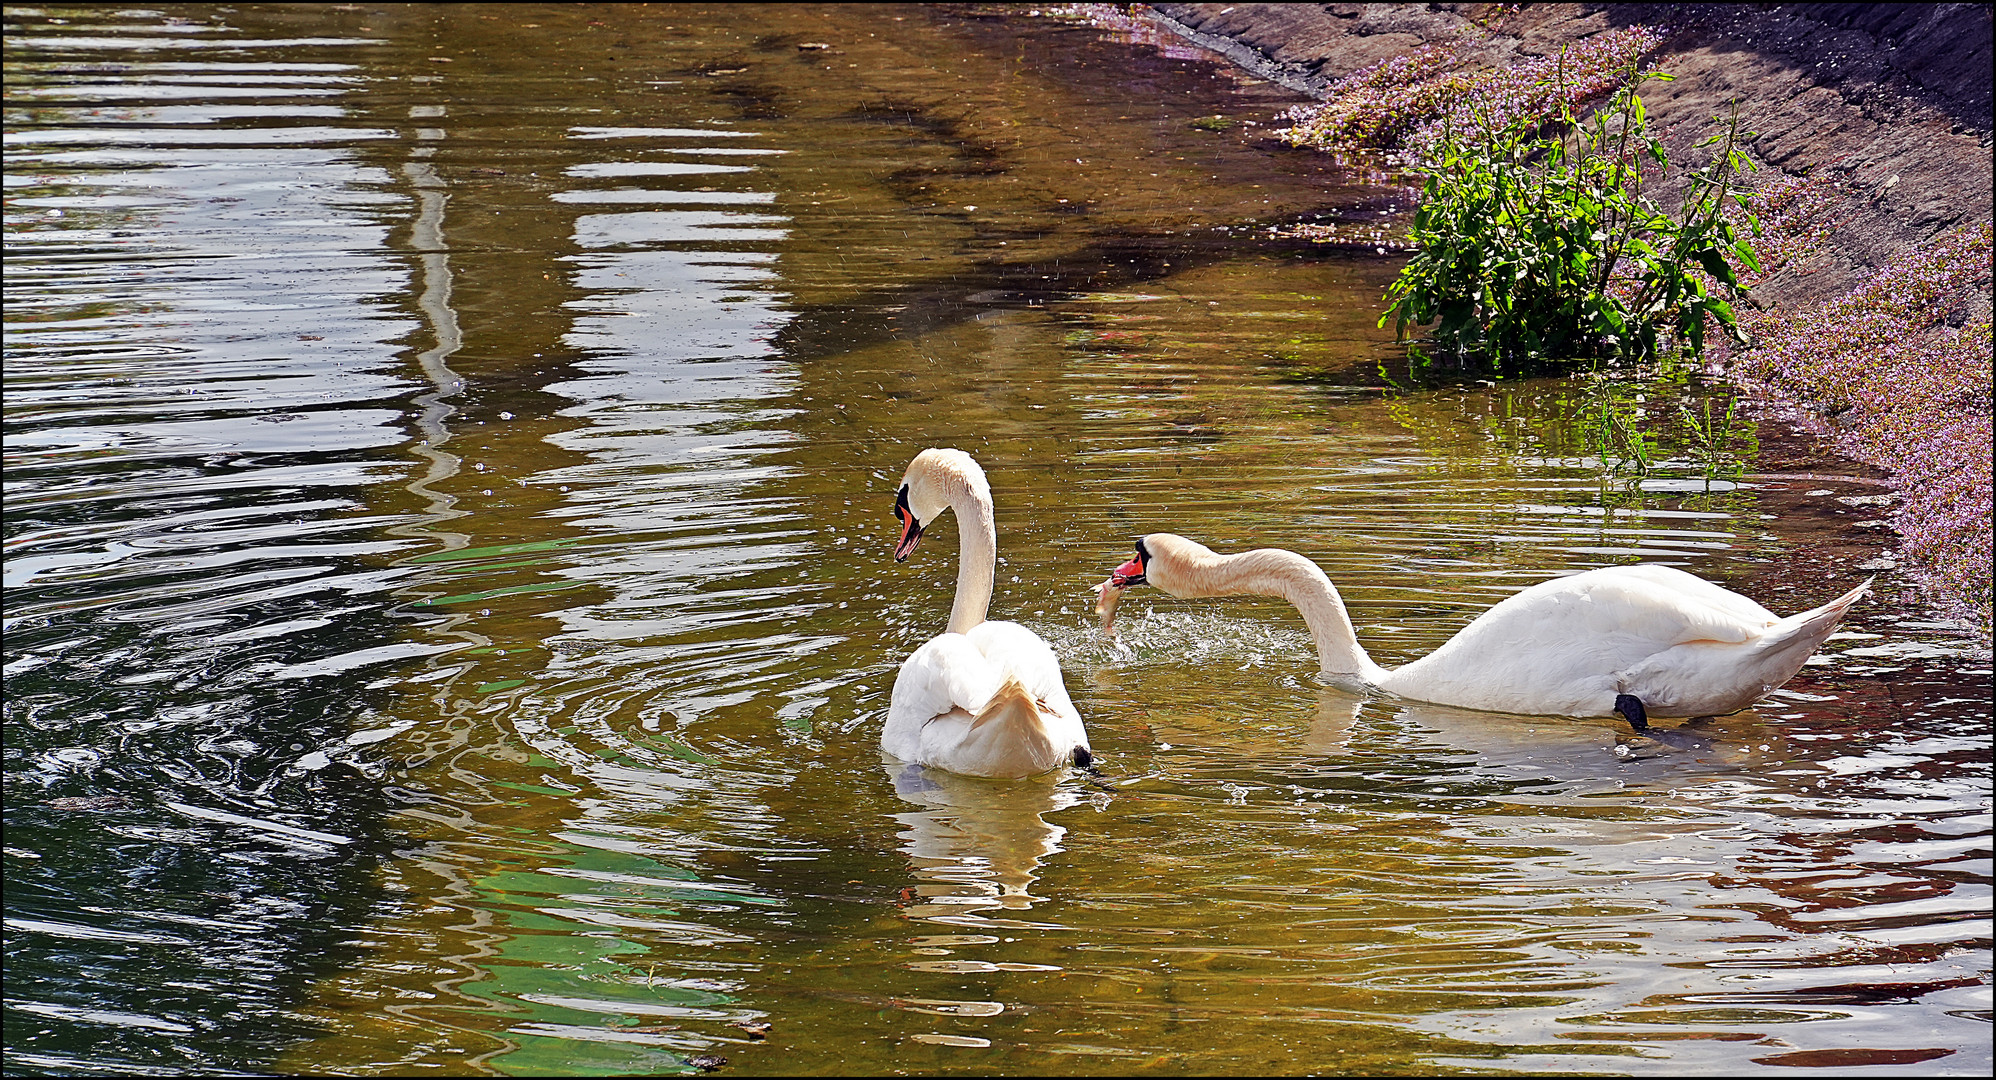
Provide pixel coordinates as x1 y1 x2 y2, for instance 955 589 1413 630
1590 564 1778 640
883 634 1003 763
895 634 1003 717
1389 566 1776 715
1497 564 1776 648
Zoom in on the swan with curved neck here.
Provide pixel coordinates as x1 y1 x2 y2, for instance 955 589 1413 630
1096 532 1869 731
882 449 1090 778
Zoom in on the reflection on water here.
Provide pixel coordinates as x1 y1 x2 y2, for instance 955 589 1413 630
888 762 1086 916
4 3 1988 1077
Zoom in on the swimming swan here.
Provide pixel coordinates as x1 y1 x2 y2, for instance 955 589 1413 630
1095 532 1869 732
882 449 1090 778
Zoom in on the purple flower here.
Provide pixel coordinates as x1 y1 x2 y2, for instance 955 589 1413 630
1278 27 1665 158
1730 221 1993 630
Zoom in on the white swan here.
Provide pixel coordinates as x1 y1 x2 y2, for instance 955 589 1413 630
882 449 1090 778
1095 532 1869 732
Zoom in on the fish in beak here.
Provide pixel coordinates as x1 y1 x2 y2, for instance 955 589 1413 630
1095 578 1124 635
1095 539 1150 635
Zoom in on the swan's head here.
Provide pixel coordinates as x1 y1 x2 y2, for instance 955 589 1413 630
892 448 983 562
1103 533 1215 598
1095 535 1161 635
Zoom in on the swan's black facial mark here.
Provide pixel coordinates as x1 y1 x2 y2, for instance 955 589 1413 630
1108 537 1149 587
892 484 924 562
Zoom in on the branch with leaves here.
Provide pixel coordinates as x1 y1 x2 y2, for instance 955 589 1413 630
1382 61 1762 369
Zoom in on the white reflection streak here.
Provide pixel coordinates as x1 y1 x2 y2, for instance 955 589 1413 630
398 109 468 537
390 106 493 677
533 126 799 639
886 763 1078 915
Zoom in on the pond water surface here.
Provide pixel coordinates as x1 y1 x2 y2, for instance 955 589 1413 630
4 4 1990 1076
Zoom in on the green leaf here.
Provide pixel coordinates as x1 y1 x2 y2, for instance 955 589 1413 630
1731 239 1762 274
1694 248 1739 287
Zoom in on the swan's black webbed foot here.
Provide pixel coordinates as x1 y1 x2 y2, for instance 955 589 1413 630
1611 696 1713 751
1613 694 1649 734
1071 745 1115 791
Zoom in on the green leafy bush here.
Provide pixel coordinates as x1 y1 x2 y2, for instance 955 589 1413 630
1383 69 1760 367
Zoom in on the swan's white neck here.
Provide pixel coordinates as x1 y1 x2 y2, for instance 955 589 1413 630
1155 541 1389 683
946 488 996 635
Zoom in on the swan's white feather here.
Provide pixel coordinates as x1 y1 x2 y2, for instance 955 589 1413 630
966 620 1078 720
883 633 997 763
885 622 1086 777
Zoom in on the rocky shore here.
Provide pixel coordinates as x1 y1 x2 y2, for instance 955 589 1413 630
1151 2 1991 311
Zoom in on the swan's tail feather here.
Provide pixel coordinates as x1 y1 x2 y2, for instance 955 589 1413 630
1826 576 1873 612
1783 576 1871 642
953 675 1060 776
970 675 1041 732
1759 576 1871 676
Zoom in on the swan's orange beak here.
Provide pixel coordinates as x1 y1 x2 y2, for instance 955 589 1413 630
892 485 923 562
1108 555 1146 588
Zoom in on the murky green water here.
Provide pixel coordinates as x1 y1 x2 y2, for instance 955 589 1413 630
5 4 1989 1075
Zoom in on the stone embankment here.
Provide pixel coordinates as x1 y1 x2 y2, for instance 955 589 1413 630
1151 2 1991 312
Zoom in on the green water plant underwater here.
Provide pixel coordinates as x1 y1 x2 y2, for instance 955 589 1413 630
1675 392 1753 482
1575 365 1758 494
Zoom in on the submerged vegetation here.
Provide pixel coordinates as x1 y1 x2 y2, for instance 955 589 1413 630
1580 366 1758 486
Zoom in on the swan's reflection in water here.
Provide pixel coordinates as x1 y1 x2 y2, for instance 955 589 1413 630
1298 683 1365 755
1271 683 1760 777
884 761 1082 919
1375 695 1762 774
1136 682 1622 766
